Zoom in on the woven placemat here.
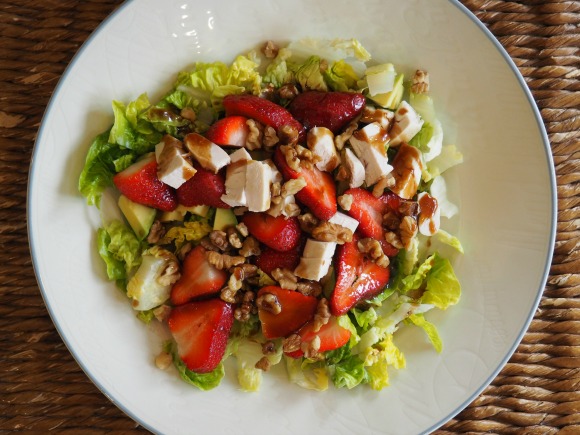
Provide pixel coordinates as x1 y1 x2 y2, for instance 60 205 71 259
1 0 578 433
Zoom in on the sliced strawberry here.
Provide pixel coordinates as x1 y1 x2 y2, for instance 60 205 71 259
168 299 233 373
176 162 230 209
255 245 302 277
170 245 228 305
113 153 177 211
273 147 337 220
223 94 304 140
285 315 351 358
287 91 366 134
205 115 249 147
242 212 301 252
330 236 391 316
344 187 386 240
257 286 317 339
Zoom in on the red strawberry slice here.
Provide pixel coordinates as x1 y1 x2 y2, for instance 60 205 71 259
287 91 366 134
171 245 228 305
330 236 391 316
242 212 301 252
285 315 351 358
168 299 234 373
223 94 304 140
113 153 177 211
255 244 302 277
176 162 231 209
344 187 386 240
257 286 318 339
205 115 249 147
273 147 337 220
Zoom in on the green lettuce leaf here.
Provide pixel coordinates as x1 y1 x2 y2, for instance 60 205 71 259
405 313 443 353
109 94 162 152
234 340 265 392
337 314 360 346
158 220 212 249
423 145 463 182
79 130 130 207
97 220 143 284
399 254 436 293
112 154 135 172
285 356 328 391
434 229 464 254
96 227 125 281
166 342 224 391
324 60 360 91
332 355 368 389
420 253 461 309
352 307 378 330
295 56 328 92
263 47 294 87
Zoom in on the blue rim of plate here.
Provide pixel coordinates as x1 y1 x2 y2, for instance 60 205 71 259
27 1 557 434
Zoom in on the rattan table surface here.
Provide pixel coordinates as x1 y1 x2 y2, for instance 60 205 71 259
1 0 578 433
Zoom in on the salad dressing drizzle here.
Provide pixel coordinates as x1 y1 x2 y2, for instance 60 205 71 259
390 143 423 199
352 124 389 156
418 193 439 235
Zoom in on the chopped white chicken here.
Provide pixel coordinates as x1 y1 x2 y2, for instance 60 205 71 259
344 148 365 188
349 122 393 186
221 148 252 207
328 212 359 234
417 192 440 236
390 143 424 200
184 133 230 173
263 159 283 184
361 105 395 130
155 138 196 189
302 239 337 259
295 239 336 281
389 101 424 146
245 161 272 212
307 127 340 172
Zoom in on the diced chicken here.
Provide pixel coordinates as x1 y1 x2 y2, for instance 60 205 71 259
245 161 272 212
361 105 395 130
349 122 393 186
389 101 424 146
221 148 252 207
307 127 340 172
302 239 337 260
417 192 440 236
155 139 196 189
390 143 424 200
294 257 333 281
344 148 365 188
184 133 230 173
263 159 283 184
328 212 359 234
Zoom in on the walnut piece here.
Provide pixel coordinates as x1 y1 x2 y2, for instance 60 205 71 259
206 251 245 270
147 220 166 244
277 125 299 145
245 119 264 150
312 221 353 244
234 291 255 322
262 341 277 356
301 336 321 359
180 107 197 123
280 143 319 170
153 305 171 322
338 194 353 211
271 268 298 290
239 236 261 257
385 231 404 250
227 227 243 249
255 356 272 371
278 83 299 100
263 125 279 148
236 222 249 237
298 212 320 233
176 242 193 261
383 210 401 231
209 230 229 251
256 292 282 315
334 120 358 150
262 40 279 58
358 238 390 268
411 70 430 94
399 216 418 250
372 174 395 198
282 178 307 197
155 352 173 370
312 298 330 332
282 334 302 353
157 259 181 286
297 281 322 297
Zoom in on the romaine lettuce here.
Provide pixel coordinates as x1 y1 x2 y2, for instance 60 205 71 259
420 253 461 310
405 313 443 353
166 342 224 391
97 220 143 286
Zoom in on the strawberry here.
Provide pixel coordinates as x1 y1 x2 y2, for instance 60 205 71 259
287 91 366 134
285 315 351 358
273 147 337 220
344 187 385 240
113 153 177 211
255 244 302 277
242 212 301 252
205 115 249 147
257 286 318 339
176 162 231 209
170 245 228 306
168 299 234 373
223 94 304 140
330 236 391 316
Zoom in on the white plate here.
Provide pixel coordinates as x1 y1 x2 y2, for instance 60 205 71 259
28 0 556 434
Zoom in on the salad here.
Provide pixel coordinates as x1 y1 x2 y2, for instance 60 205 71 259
79 38 463 392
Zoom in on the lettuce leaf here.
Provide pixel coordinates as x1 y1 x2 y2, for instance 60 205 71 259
158 220 212 248
420 253 461 309
295 56 328 92
263 47 294 87
405 313 443 353
423 145 463 182
434 229 464 254
166 342 224 391
97 220 143 286
285 357 328 391
352 307 378 331
324 60 360 91
109 94 162 152
332 355 368 389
